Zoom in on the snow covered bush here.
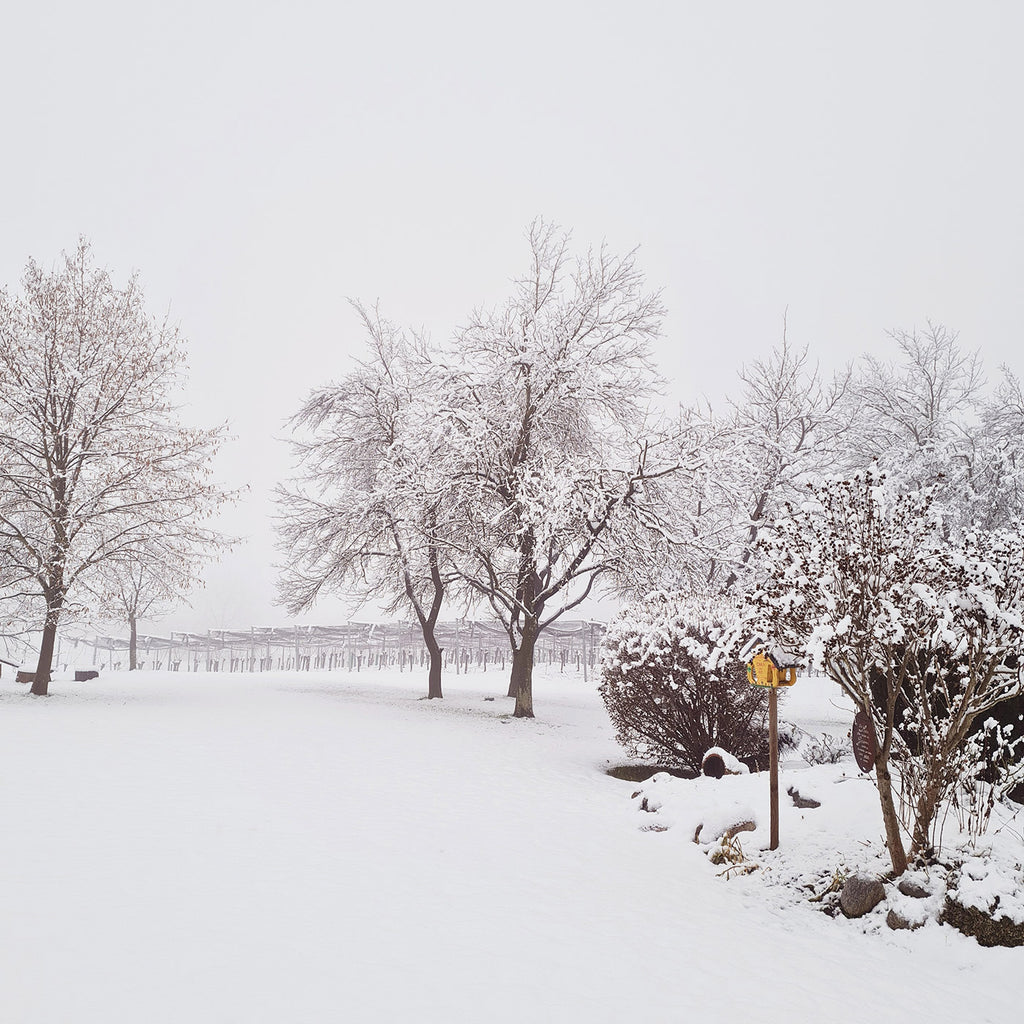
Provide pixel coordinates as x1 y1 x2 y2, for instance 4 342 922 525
599 593 769 774
796 730 848 766
747 469 1024 875
940 706 1024 849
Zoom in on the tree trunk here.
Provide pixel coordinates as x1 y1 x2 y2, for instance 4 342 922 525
32 597 64 696
507 657 520 698
909 775 944 860
402 533 446 700
425 638 444 699
874 751 909 875
510 620 538 718
129 614 138 671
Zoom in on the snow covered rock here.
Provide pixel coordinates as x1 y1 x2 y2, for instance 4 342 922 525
701 747 749 778
694 817 756 845
885 876 942 931
886 907 926 932
942 855 1024 947
897 878 930 899
786 786 821 809
839 874 886 918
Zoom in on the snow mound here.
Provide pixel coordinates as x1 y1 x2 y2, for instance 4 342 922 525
633 771 758 843
948 851 1024 926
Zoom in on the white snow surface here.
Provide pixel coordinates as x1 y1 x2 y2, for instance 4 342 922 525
0 667 1019 1022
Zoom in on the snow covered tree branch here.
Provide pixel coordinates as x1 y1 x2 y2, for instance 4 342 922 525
0 241 232 693
445 220 689 717
745 469 1024 873
276 302 459 698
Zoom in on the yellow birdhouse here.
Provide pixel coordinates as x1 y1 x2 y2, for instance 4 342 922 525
746 649 798 688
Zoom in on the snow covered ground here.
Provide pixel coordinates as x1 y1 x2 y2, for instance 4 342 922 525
0 666 1018 1023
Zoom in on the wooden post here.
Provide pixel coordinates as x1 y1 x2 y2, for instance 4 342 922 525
769 686 779 850
581 623 588 683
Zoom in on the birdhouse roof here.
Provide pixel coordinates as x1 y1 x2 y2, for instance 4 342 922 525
739 636 803 669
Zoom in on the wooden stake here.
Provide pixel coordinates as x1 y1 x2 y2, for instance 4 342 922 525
769 686 779 850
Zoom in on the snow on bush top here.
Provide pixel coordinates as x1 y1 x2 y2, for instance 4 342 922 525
600 591 740 675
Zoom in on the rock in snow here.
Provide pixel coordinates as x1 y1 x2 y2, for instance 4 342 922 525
897 878 931 900
840 875 886 918
786 785 821 809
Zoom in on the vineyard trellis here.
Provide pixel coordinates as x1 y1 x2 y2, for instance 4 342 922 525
70 620 607 679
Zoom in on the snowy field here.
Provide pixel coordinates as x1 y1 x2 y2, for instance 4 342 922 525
0 666 1019 1023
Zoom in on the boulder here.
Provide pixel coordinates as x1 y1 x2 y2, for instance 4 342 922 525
886 908 925 931
840 874 886 918
898 878 930 899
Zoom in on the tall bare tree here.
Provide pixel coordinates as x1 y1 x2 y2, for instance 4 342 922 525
855 324 1024 531
0 241 230 693
276 303 457 698
448 221 682 717
858 323 984 454
719 334 861 593
632 333 860 601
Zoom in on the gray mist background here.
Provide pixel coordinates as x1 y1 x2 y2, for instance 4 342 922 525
2 1 1021 631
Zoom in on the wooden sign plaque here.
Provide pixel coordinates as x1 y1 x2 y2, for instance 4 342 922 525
852 710 878 773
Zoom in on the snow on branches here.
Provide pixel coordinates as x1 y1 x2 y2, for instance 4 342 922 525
599 591 767 774
0 241 231 692
276 302 461 698
746 469 1024 872
448 220 683 717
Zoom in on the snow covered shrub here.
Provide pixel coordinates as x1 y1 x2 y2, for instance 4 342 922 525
747 469 1024 875
868 649 1024 851
798 732 847 766
599 593 769 774
982 692 1024 804
948 715 1024 845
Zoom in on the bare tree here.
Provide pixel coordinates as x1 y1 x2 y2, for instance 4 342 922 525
607 409 740 598
675 333 861 596
449 221 682 717
95 528 225 670
952 367 1024 530
639 325 985 602
855 325 1024 532
276 303 457 698
857 322 984 455
0 241 230 694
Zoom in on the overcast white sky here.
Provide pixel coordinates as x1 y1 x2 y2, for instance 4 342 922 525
3 1 1023 634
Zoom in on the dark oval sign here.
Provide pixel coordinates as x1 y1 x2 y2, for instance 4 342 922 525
852 710 877 773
